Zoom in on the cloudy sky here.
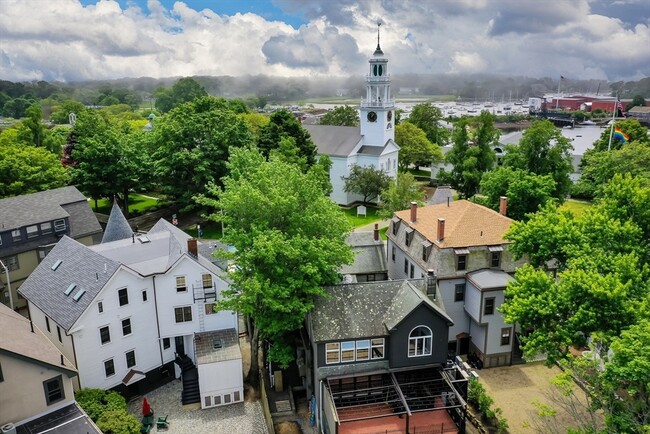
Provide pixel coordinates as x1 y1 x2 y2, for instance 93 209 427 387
1 0 648 83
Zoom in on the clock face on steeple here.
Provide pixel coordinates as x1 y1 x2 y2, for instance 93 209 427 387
367 111 377 122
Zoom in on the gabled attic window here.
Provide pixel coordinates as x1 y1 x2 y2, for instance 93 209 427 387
51 260 63 271
72 289 86 302
64 284 77 296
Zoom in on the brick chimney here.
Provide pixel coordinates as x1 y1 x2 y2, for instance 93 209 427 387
373 223 379 242
499 196 507 216
410 201 417 223
187 238 198 257
437 218 445 242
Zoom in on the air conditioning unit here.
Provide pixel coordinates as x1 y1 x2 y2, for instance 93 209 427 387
1 422 17 434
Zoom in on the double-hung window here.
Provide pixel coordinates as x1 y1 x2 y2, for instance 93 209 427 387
43 375 64 405
174 306 192 323
454 283 466 302
122 318 132 336
100 326 110 344
325 343 340 364
176 276 187 292
118 288 129 306
126 350 136 368
484 298 495 316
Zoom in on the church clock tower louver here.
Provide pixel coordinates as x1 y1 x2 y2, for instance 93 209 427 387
360 23 395 148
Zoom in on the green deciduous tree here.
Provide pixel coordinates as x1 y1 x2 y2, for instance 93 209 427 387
406 102 449 145
574 140 650 199
70 111 152 216
591 118 649 152
0 141 68 198
379 172 423 218
154 77 208 113
503 119 573 200
342 164 391 204
151 96 253 210
441 112 498 198
502 174 650 431
319 105 359 127
395 121 443 170
258 109 317 166
479 166 556 221
50 100 86 124
195 148 353 389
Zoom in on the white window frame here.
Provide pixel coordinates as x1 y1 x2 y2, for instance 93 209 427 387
121 318 132 336
204 303 216 315
118 287 129 306
174 306 192 323
104 358 115 378
408 325 433 358
371 338 385 360
325 342 340 364
2 255 19 271
125 349 136 368
99 325 111 345
40 222 52 234
176 276 187 292
341 341 355 363
97 301 104 314
355 340 370 361
202 274 213 289
11 229 21 242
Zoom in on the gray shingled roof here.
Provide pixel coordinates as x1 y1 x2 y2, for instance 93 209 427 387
91 230 183 276
63 201 102 239
357 145 385 155
0 186 99 232
340 232 387 275
311 280 452 342
427 186 454 206
101 201 133 243
467 269 513 290
303 124 362 157
18 236 120 331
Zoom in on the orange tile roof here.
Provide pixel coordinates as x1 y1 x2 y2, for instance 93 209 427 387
394 200 513 248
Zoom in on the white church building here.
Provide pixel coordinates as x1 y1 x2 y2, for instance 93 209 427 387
305 32 399 205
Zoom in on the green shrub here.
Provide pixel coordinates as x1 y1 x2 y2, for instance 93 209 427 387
96 409 140 434
75 388 106 421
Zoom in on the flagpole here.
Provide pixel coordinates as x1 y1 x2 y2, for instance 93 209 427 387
607 97 616 151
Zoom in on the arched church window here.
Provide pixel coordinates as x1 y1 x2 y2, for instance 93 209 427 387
378 65 383 76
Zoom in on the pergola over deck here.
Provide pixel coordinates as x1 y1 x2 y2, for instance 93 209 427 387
327 366 466 434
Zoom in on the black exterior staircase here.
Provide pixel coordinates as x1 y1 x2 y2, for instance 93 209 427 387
176 354 200 405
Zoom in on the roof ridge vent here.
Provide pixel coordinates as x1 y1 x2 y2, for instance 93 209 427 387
51 259 63 271
64 283 77 296
72 288 86 302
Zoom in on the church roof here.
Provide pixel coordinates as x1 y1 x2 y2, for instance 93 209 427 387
303 124 362 157
101 200 133 244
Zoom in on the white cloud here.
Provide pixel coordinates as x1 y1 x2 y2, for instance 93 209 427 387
0 0 647 82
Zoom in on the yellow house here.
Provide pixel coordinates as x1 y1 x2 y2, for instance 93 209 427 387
0 186 102 315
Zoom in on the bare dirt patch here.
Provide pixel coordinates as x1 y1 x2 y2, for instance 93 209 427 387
275 421 302 434
477 362 583 433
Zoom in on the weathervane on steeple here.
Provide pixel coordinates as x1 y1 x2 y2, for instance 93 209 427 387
374 21 384 56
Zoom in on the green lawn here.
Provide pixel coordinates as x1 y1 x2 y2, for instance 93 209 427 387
560 199 593 218
93 193 161 214
341 206 384 228
184 221 223 240
405 167 431 177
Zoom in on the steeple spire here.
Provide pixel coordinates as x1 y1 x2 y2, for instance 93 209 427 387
374 21 384 56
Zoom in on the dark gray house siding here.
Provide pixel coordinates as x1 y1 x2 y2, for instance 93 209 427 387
316 335 391 369
388 304 449 369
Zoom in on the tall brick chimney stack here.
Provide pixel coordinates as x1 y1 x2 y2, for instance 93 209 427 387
410 202 417 223
499 196 507 216
373 223 379 241
187 238 198 257
437 218 445 242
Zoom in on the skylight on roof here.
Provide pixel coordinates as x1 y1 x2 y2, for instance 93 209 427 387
51 260 63 271
64 284 77 296
137 236 150 244
73 289 86 302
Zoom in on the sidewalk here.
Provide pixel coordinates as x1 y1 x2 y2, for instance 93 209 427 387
355 218 390 232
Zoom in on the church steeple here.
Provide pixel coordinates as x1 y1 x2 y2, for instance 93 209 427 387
374 22 383 56
360 22 394 147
